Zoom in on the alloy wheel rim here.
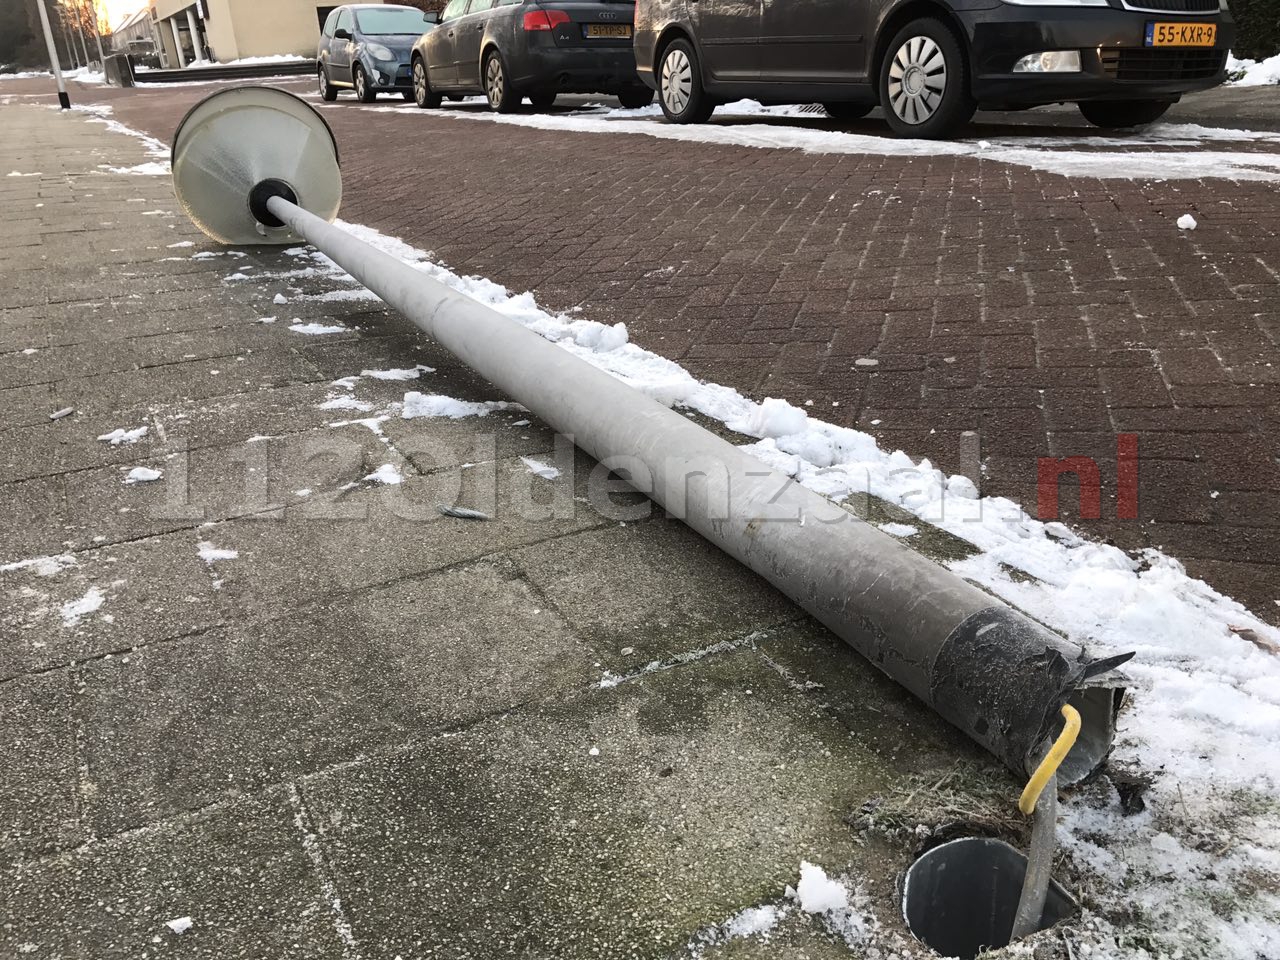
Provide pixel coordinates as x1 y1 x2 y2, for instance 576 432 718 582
661 49 692 115
414 62 427 102
486 58 503 108
355 69 365 98
887 36 946 125
318 69 327 95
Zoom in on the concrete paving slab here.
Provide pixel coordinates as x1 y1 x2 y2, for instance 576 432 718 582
0 789 349 959
74 561 599 834
0 531 227 680
300 650 890 960
511 518 799 670
203 449 614 616
0 671 80 863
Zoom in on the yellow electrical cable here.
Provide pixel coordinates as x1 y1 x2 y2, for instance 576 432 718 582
1018 704 1081 815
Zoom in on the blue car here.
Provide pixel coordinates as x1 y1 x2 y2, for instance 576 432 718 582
318 4 440 102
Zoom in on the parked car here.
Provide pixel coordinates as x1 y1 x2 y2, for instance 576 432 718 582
410 0 655 112
632 0 1235 138
318 3 440 102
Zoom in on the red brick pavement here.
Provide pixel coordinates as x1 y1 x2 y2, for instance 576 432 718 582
27 79 1280 622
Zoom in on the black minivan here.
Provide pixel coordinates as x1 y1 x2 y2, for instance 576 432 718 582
633 0 1235 138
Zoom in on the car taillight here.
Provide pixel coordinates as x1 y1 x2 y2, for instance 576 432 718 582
522 9 571 31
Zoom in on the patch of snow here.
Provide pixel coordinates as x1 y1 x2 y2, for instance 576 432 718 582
289 322 347 336
97 425 148 445
6 170 40 177
100 161 169 176
728 397 809 439
0 554 78 577
61 587 105 626
167 241 194 248
519 456 560 480
273 293 289 304
196 542 238 565
1228 51 1280 87
318 396 374 411
164 917 193 935
124 466 163 484
401 392 514 420
878 522 918 537
362 365 434 380
364 463 404 485
1177 213 1198 230
787 863 873 947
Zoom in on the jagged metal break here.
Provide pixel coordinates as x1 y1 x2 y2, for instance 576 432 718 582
171 87 1132 783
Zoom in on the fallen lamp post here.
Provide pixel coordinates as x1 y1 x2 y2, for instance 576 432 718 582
170 86 1131 788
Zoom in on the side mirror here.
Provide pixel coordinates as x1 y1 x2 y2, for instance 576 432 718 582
334 27 352 40
423 11 440 23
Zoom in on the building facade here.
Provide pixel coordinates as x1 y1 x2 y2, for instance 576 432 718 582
150 1 338 67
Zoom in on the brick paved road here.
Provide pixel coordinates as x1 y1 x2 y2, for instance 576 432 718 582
29 77 1280 622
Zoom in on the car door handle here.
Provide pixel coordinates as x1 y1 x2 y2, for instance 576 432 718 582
447 30 454 37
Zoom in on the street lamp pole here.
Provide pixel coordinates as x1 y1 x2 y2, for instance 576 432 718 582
68 0 92 67
88 0 108 65
34 0 71 109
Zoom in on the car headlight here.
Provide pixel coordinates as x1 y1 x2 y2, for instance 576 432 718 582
1003 0 1106 6
1013 51 1083 72
364 43 394 61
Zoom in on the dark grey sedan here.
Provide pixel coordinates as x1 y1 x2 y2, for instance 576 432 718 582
410 0 654 111
318 3 439 103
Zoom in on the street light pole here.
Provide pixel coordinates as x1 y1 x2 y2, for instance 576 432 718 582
58 5 80 69
68 0 92 67
34 0 71 109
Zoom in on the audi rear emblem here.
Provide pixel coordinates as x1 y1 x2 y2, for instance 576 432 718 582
600 12 618 19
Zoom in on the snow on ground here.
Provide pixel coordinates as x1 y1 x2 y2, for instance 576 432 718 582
1228 51 1280 87
288 321 348 335
364 463 404 485
360 98 1280 182
97 425 148 445
90 99 1280 958
60 586 105 626
401 391 515 420
196 542 238 565
519 456 560 480
123 466 163 484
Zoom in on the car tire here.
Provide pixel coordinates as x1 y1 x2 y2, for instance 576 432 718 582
618 87 655 109
878 19 974 139
530 92 556 110
657 38 714 124
823 102 872 121
412 58 442 109
354 64 377 103
318 65 337 102
1078 100 1173 129
483 50 519 113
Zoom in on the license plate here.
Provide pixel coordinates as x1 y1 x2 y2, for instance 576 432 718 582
584 23 631 39
1145 22 1217 46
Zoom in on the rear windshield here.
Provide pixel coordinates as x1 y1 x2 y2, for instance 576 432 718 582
354 7 430 34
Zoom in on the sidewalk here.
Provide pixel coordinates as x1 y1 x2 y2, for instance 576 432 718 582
0 101 981 959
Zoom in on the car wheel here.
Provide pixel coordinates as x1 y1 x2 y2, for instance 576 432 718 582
530 92 556 110
658 38 713 124
618 87 655 109
412 58 442 109
823 102 872 121
484 50 519 113
878 19 974 139
1078 100 1173 128
318 65 337 102
354 64 377 103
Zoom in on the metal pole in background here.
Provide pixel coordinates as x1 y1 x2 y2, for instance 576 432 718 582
88 0 107 66
58 5 80 70
69 0 91 67
34 0 71 109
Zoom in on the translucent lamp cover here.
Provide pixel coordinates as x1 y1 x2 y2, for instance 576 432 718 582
171 86 342 245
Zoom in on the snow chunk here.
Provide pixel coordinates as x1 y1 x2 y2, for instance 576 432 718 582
878 522 918 537
61 587 105 625
98 426 148 445
402 392 512 420
273 293 289 304
1228 51 1280 87
520 456 561 480
124 466 163 484
794 862 848 914
361 365 434 380
729 397 809 439
165 917 193 935
0 554 78 577
573 321 629 352
364 463 404 485
1177 213 1198 230
197 542 238 565
723 904 781 939
289 322 348 336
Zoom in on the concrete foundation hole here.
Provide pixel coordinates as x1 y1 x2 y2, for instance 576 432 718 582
901 837 1077 959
